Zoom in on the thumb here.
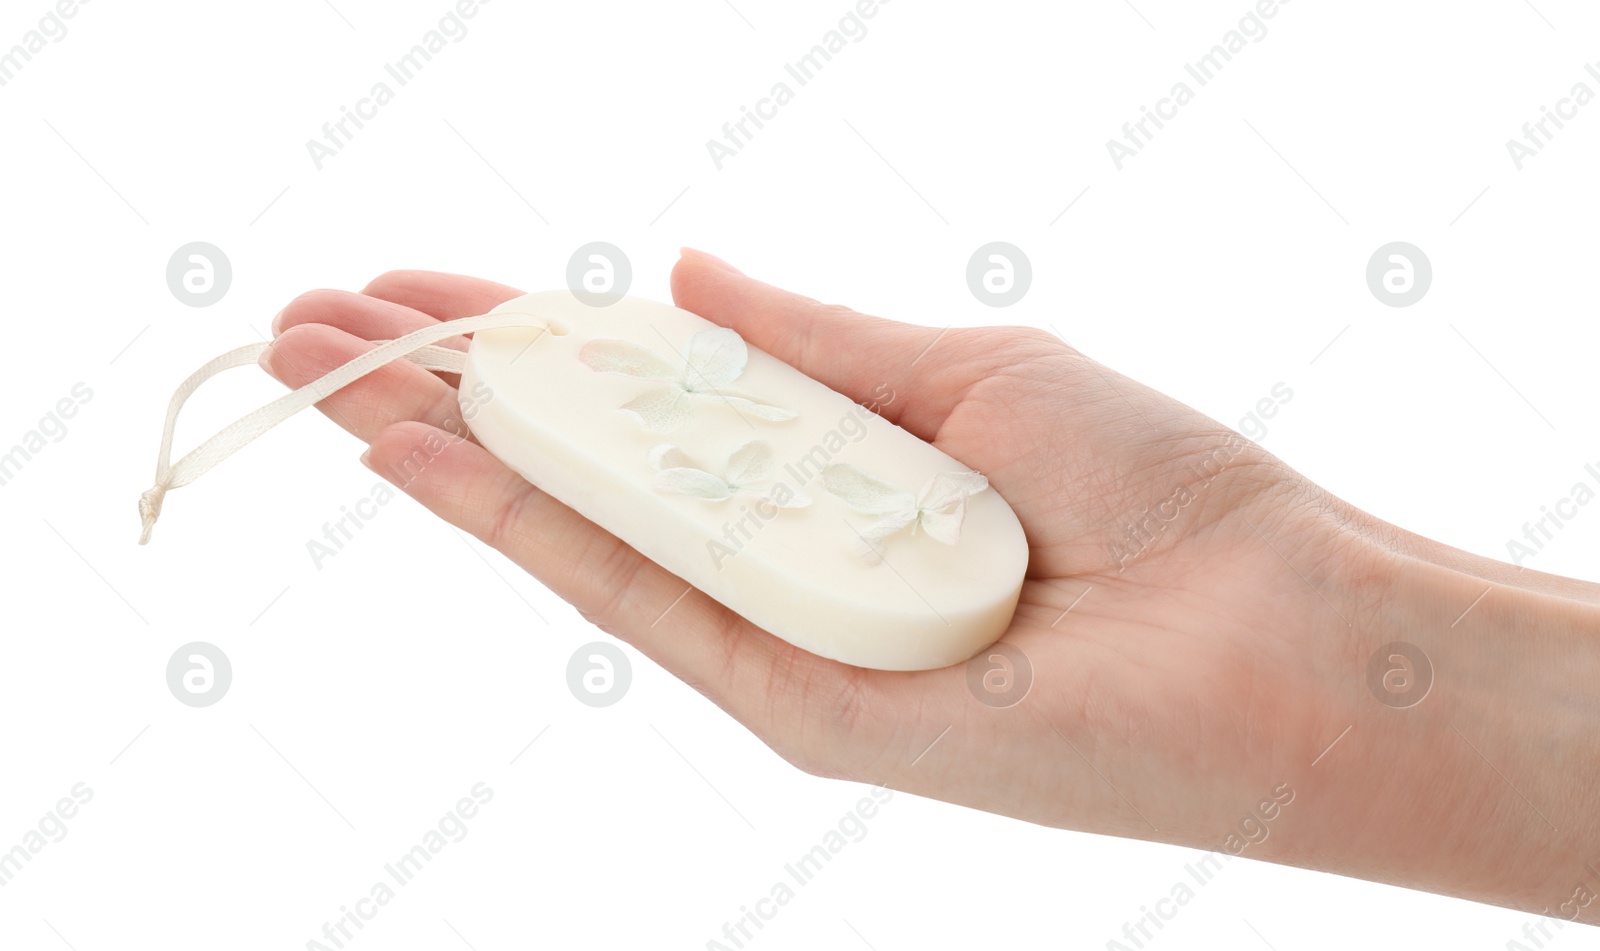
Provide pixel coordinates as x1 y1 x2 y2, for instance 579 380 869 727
669 248 974 441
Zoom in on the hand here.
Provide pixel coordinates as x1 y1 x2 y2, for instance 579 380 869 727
263 249 1600 923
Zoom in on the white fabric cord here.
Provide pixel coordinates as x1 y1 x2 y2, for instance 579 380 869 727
139 310 554 544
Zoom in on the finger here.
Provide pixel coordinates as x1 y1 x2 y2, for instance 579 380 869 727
361 269 524 323
272 288 472 352
260 323 476 446
273 287 475 391
670 248 987 441
364 419 892 767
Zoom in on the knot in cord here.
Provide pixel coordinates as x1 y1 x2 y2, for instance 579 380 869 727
138 482 168 545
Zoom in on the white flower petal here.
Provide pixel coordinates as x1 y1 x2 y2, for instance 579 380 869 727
648 444 693 471
823 464 917 517
683 328 748 389
918 500 967 545
623 387 694 433
860 511 917 544
721 395 797 422
725 441 772 484
850 512 918 564
580 339 678 379
655 468 734 500
918 470 989 512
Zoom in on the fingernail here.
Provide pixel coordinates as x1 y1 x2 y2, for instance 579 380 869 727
683 247 743 276
359 447 373 469
271 308 287 335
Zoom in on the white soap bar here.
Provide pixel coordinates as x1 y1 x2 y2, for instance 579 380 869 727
460 291 1028 671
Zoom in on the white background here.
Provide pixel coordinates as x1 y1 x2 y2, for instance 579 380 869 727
2 0 1598 948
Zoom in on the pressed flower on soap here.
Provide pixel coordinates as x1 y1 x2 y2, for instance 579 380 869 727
579 328 796 433
649 441 811 510
824 464 989 563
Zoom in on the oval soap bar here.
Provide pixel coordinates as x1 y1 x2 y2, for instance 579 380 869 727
459 291 1028 671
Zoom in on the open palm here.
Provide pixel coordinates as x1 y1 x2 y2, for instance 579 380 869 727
265 249 1366 854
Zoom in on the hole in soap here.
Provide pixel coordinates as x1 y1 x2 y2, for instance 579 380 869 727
540 319 570 337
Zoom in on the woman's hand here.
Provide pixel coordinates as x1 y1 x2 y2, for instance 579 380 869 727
263 249 1600 924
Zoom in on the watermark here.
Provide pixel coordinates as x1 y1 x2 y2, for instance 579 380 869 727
166 241 232 307
1236 381 1294 443
0 0 92 90
1505 913 1573 950
307 483 397 570
705 785 894 950
966 642 1033 708
566 241 632 307
566 642 631 707
966 242 1032 307
306 0 493 170
1107 434 1252 571
0 783 94 889
1505 461 1599 566
705 0 892 170
1507 858 1600 940
1106 0 1296 170
1107 378 1294 570
0 382 92 490
1506 62 1600 171
312 380 492 567
167 642 232 707
303 783 494 950
1366 242 1431 307
707 382 894 570
1105 782 1294 950
1365 641 1432 709
775 384 894 491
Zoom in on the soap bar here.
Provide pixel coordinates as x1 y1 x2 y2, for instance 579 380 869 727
460 291 1028 671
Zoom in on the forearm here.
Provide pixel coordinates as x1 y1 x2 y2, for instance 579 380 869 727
1339 502 1600 606
1283 534 1600 922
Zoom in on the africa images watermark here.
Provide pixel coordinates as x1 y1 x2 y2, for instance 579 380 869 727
1504 856 1600 948
0 0 92 89
1105 0 1296 170
1105 782 1295 950
705 0 891 170
305 0 493 170
1506 60 1600 171
1107 382 1292 571
706 382 895 570
1505 912 1576 951
1504 459 1600 567
306 379 492 568
705 785 894 950
0 382 93 490
303 782 494 950
0 783 94 890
